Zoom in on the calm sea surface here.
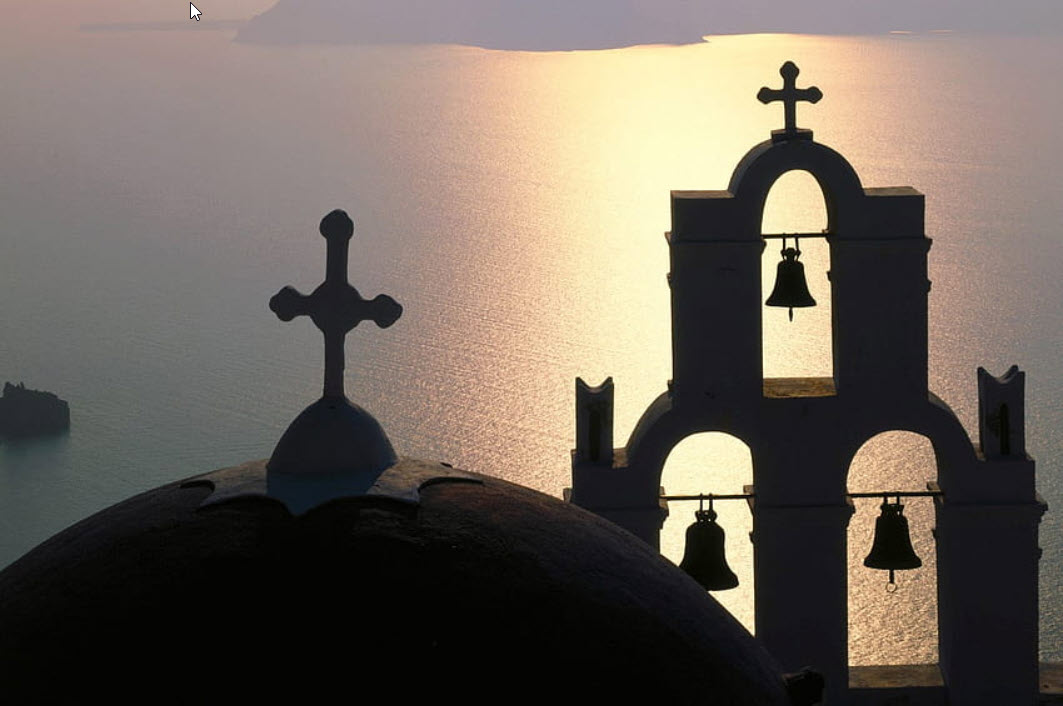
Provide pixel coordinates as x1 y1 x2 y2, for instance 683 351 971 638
1 19 1062 666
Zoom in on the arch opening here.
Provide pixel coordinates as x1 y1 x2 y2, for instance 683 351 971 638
847 431 939 667
660 432 755 633
760 169 833 380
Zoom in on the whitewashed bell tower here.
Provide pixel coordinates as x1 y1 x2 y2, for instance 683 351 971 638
567 63 1046 705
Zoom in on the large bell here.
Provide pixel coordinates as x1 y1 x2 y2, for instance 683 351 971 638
863 498 922 588
765 244 816 321
679 506 739 591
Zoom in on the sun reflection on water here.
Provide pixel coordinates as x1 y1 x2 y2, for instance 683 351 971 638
3 26 1061 667
371 34 1036 666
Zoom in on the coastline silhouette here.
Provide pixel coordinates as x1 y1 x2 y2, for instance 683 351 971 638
236 0 1063 50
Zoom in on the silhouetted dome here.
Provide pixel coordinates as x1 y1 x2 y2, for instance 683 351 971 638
0 458 793 704
0 209 806 703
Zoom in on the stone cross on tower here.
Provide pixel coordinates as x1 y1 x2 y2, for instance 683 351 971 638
757 61 822 141
269 209 402 399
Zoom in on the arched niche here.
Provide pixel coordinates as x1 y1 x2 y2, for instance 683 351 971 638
761 168 829 234
839 395 978 491
760 169 833 379
727 139 866 238
660 432 755 632
846 431 939 667
624 393 762 495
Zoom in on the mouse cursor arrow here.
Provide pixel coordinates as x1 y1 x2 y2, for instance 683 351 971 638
190 3 202 20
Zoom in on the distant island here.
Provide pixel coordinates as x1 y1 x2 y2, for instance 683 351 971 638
236 1 1063 50
236 0 700 50
0 382 70 438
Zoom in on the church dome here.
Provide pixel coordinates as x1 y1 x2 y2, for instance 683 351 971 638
0 211 810 704
0 460 795 704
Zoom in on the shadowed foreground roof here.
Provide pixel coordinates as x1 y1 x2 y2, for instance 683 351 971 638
0 463 791 704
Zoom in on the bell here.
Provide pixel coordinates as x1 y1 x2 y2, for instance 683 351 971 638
766 242 816 321
863 498 922 589
679 504 739 591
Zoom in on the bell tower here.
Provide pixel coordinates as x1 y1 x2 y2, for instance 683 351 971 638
568 63 1046 704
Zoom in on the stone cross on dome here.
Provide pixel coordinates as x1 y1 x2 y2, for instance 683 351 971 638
757 61 823 141
269 209 403 399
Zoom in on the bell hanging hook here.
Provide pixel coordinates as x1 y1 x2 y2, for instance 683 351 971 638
697 493 718 521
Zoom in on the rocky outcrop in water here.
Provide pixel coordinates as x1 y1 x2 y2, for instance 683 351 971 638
0 382 70 438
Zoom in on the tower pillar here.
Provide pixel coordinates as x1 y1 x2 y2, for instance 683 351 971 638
935 366 1045 704
754 500 853 705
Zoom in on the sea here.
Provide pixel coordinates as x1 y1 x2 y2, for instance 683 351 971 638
2 9 1062 667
